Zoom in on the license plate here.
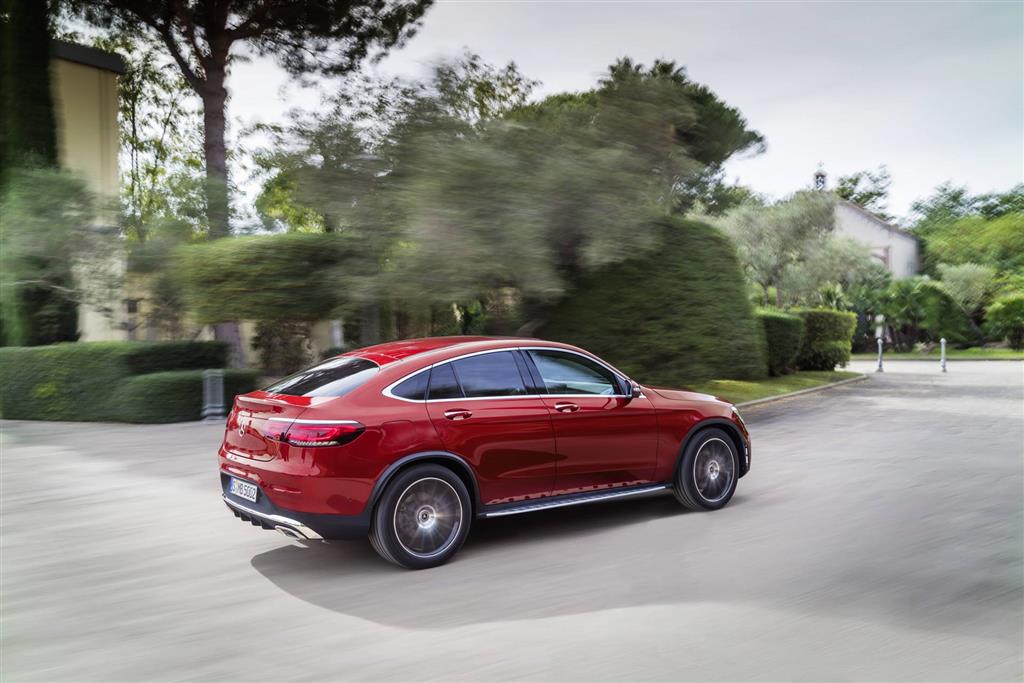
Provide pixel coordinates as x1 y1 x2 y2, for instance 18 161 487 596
229 477 259 503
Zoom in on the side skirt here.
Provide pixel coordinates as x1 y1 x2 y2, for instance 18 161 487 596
479 483 669 518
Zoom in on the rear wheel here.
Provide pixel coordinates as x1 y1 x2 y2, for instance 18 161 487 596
369 464 471 569
672 428 738 511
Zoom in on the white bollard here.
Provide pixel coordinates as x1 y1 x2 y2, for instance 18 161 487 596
876 337 884 373
940 337 947 373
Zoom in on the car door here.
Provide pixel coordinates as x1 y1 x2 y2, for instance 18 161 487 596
425 350 557 506
524 348 659 495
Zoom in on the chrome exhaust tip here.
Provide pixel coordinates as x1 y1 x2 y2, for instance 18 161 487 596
275 525 305 540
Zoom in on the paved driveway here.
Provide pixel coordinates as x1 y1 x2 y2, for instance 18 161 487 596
2 361 1021 681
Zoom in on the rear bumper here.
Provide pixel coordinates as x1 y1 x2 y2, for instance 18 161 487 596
222 475 370 540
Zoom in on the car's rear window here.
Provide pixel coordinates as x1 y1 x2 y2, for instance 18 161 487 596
264 357 379 397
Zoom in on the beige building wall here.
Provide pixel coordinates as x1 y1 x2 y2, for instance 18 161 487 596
50 46 126 342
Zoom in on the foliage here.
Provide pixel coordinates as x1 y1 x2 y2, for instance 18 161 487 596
882 277 974 349
936 262 996 320
89 32 207 242
541 218 767 385
921 212 1024 275
0 340 231 421
0 168 116 345
779 236 888 309
716 191 835 307
794 309 856 371
67 0 435 236
984 293 1024 350
251 320 311 376
176 233 361 323
108 369 260 423
758 310 804 376
835 166 893 220
1 0 58 186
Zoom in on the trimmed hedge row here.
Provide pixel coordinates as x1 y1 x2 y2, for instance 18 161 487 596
795 309 857 371
109 370 261 423
0 341 236 422
758 310 804 376
542 218 767 384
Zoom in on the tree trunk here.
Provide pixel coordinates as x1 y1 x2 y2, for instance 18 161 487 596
200 67 230 239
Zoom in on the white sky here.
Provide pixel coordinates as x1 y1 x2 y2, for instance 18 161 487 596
228 0 1024 220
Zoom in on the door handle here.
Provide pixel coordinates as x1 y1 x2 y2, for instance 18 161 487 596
554 402 580 413
443 409 473 421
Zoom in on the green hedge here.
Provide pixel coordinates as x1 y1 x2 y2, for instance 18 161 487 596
109 370 261 423
0 341 232 421
795 309 857 371
541 218 767 384
758 310 804 376
985 292 1024 350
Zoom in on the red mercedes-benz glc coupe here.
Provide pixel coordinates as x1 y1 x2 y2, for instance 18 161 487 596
220 337 750 569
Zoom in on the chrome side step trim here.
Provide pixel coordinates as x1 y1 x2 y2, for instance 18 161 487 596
223 495 323 540
482 484 669 518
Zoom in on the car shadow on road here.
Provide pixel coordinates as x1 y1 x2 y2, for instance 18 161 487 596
249 493 748 628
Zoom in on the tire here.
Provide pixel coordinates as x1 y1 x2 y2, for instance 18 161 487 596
369 464 471 569
672 428 739 511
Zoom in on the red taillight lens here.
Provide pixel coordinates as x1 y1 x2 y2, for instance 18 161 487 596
283 422 365 447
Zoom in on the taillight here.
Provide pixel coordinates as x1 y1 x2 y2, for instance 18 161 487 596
282 422 365 447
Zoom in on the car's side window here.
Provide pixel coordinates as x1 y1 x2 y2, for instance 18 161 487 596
528 350 621 396
449 351 528 398
427 363 463 400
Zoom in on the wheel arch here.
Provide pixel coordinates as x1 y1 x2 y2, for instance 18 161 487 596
675 418 748 479
369 451 481 515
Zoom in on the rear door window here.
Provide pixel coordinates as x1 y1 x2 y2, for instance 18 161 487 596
449 351 528 398
264 357 379 398
427 363 463 400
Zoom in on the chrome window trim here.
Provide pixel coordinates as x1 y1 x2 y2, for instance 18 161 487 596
381 345 632 403
266 418 362 425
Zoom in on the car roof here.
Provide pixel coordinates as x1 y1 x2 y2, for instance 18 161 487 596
341 336 553 366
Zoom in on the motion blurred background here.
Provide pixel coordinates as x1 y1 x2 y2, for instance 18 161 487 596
0 1 1021 680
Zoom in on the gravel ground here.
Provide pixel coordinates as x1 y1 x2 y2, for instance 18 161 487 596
1 360 1021 681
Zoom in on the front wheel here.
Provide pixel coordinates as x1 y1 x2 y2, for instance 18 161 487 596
369 464 471 569
672 428 738 511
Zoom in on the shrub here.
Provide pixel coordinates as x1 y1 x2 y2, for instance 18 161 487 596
0 341 231 421
795 309 856 370
985 293 1024 350
176 233 361 323
109 370 261 423
758 310 804 376
541 218 767 384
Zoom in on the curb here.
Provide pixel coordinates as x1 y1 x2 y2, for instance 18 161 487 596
736 374 869 409
850 357 1023 362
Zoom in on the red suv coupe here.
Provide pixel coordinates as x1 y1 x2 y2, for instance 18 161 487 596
220 337 750 569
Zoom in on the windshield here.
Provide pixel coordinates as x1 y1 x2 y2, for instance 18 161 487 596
263 357 379 398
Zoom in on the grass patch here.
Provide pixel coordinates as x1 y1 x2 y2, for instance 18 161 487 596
851 348 1024 360
690 371 862 405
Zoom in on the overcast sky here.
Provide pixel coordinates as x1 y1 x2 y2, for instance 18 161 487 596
229 0 1023 220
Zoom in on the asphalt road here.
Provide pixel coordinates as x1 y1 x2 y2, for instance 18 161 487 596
2 360 1021 681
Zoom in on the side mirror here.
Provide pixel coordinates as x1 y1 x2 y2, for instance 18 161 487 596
623 379 641 402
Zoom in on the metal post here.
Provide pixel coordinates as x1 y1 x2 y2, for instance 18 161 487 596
940 337 947 373
876 337 884 373
202 369 226 421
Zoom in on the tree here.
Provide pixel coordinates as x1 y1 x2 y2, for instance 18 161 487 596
835 165 892 220
936 262 996 322
1 0 58 186
984 293 1024 350
67 0 434 238
717 191 836 307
